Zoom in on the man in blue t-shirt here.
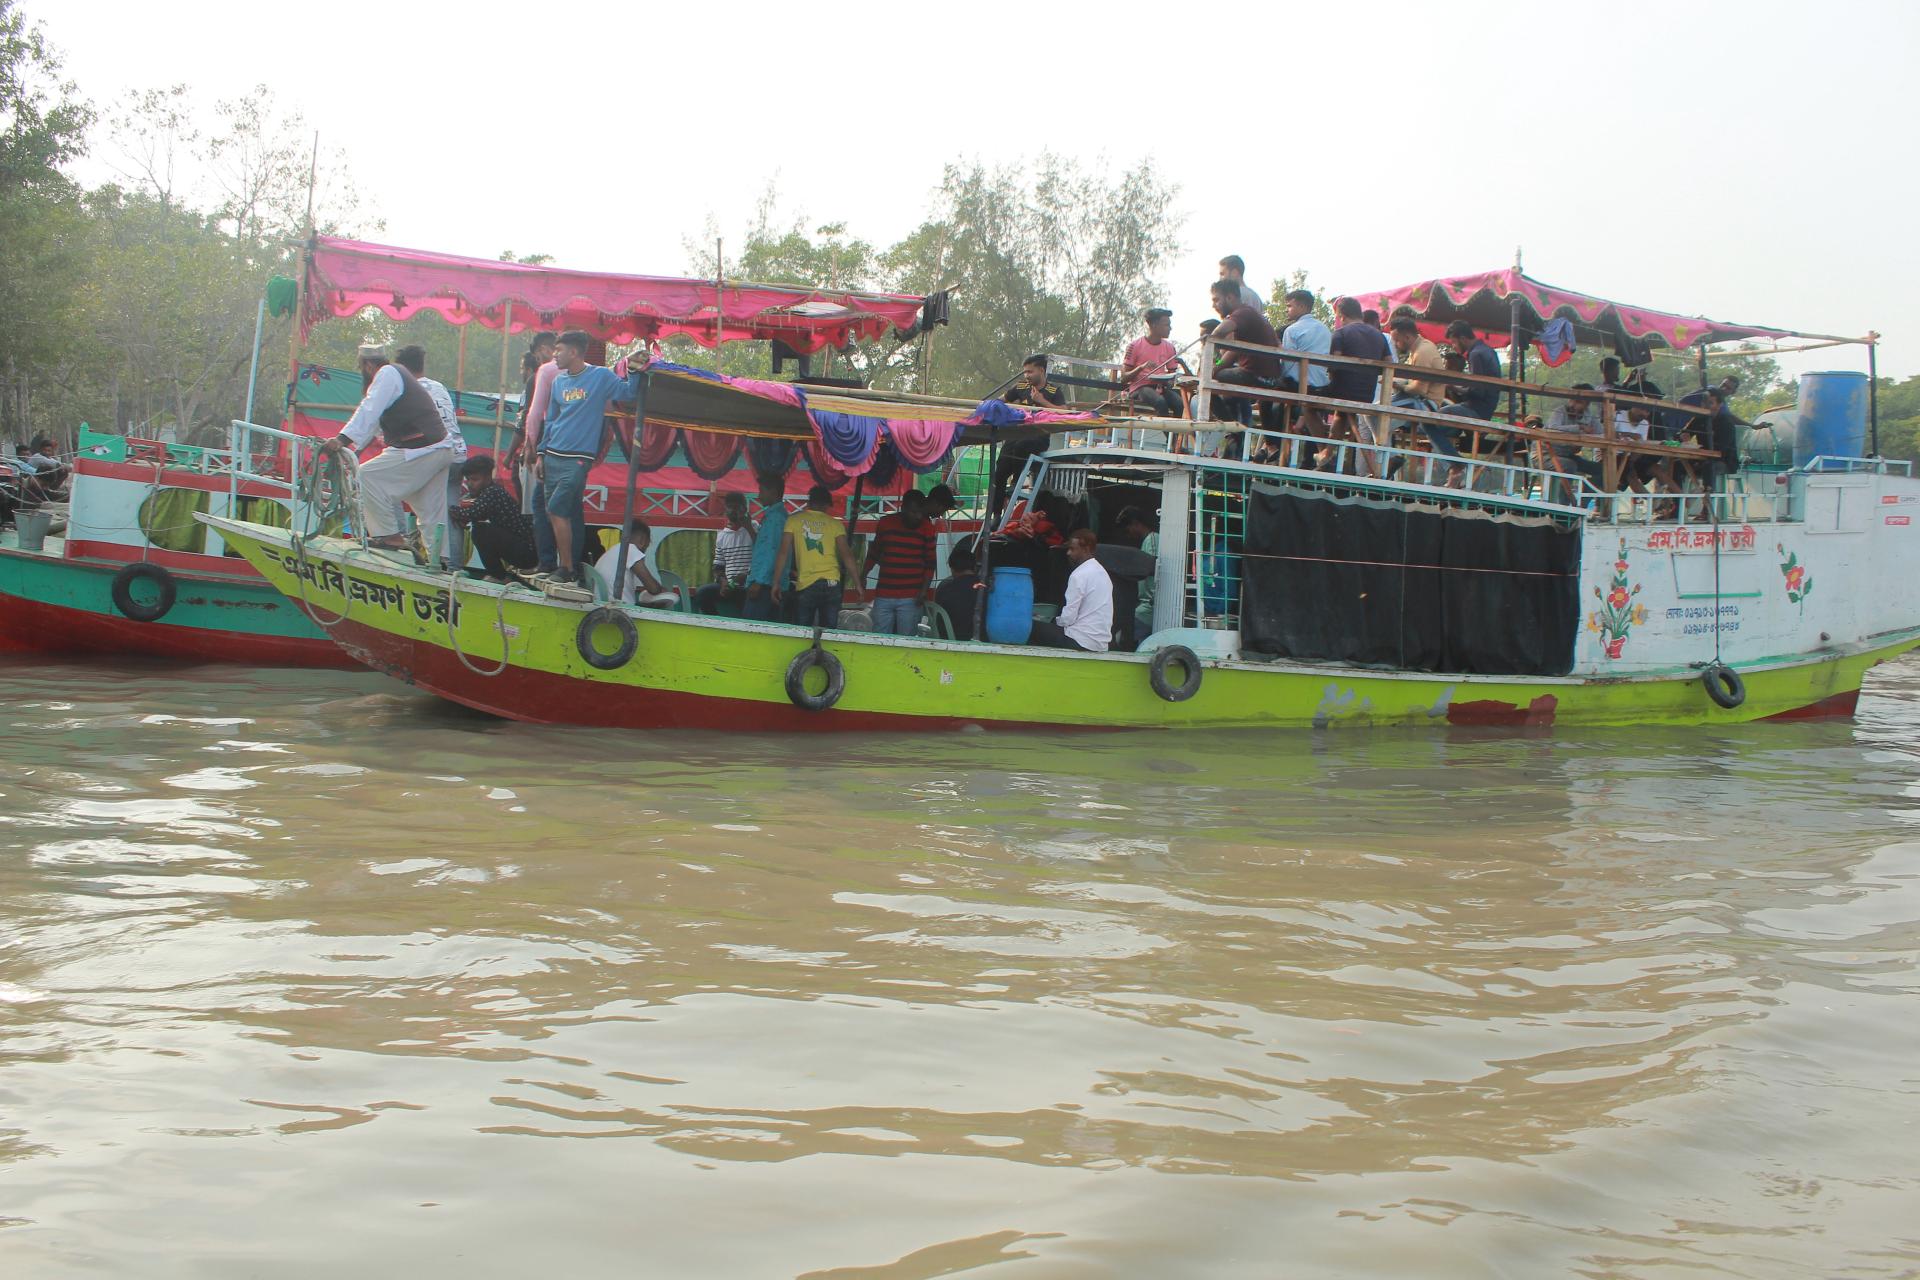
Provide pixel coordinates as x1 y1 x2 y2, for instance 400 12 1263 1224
742 471 793 622
535 329 644 585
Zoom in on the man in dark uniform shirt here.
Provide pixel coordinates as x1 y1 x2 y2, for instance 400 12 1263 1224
1004 355 1067 409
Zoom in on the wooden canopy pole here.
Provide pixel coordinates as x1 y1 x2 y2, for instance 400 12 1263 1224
493 302 513 459
611 370 652 593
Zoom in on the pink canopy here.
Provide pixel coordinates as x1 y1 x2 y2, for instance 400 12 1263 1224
301 235 929 353
1343 268 1800 352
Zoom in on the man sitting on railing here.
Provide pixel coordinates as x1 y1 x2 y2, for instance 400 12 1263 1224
1121 308 1183 416
1208 279 1282 426
1426 321 1502 488
1544 383 1605 488
1388 316 1449 414
1326 298 1392 475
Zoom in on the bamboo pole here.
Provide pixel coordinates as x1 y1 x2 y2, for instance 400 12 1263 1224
493 302 513 460
455 323 468 396
284 134 319 414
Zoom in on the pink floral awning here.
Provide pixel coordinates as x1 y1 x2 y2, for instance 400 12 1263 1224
1342 268 1801 351
301 235 929 353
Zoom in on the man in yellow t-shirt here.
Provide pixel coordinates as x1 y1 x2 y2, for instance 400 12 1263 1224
773 484 867 630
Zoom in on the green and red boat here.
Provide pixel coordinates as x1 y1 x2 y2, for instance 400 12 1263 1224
198 279 1920 731
0 235 954 668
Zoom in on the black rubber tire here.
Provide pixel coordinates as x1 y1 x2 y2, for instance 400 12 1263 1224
109 562 177 623
575 607 638 671
1149 644 1203 702
1701 662 1746 710
785 646 846 711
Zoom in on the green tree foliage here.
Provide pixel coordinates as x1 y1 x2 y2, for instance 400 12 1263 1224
9 72 368 445
1872 374 1920 465
676 161 1181 400
0 0 92 439
886 156 1182 396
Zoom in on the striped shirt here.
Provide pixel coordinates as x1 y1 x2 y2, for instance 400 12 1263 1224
713 523 755 583
868 513 936 598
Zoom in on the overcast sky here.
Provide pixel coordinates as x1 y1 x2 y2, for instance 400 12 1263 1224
35 0 1920 380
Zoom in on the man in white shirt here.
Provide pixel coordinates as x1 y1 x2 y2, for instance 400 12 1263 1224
1031 529 1113 652
394 345 468 567
1218 255 1266 312
320 345 454 557
593 518 680 607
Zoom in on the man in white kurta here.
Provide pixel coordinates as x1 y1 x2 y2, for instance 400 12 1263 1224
1031 529 1113 652
322 346 455 553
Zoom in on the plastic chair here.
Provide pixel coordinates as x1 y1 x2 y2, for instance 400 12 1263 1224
652 568 693 613
921 601 957 640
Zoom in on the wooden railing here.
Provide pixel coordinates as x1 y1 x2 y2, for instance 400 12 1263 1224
1191 335 1717 493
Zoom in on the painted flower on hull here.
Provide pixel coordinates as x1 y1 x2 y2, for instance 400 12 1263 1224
1776 544 1813 614
1588 539 1646 660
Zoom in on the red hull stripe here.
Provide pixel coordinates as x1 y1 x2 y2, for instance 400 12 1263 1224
1760 689 1861 721
328 616 1093 731
0 590 359 668
63 538 265 578
74 457 296 498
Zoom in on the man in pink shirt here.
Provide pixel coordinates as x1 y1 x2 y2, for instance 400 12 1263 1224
1120 308 1182 416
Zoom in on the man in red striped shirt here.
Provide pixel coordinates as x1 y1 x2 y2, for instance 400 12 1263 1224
862 490 938 636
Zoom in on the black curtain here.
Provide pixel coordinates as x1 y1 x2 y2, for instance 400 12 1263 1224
1239 484 1579 675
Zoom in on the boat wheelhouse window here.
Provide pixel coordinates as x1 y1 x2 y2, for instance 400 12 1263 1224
139 487 209 554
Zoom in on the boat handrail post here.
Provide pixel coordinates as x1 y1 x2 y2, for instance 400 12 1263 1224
1194 339 1213 425
1153 466 1193 636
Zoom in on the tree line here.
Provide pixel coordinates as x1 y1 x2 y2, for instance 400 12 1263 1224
4 0 1911 464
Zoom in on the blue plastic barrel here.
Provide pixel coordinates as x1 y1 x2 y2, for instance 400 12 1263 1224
1794 371 1869 467
984 566 1034 645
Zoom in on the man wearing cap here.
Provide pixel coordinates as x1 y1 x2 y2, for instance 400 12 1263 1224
321 345 454 558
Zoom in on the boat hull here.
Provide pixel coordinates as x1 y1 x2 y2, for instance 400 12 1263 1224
0 543 360 669
203 518 1920 730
